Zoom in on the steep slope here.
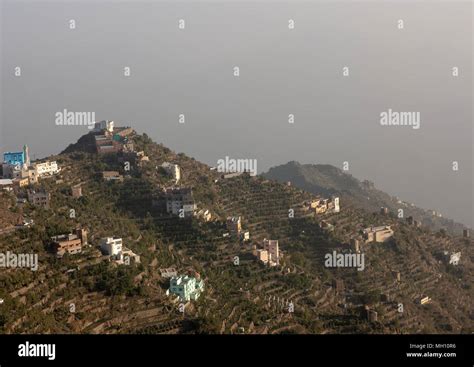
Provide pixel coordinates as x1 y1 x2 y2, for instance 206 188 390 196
0 193 23 234
0 131 472 334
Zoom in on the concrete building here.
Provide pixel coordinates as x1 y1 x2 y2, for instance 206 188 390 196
27 190 50 208
1 163 22 179
463 229 470 238
22 167 38 185
418 296 431 305
77 228 88 245
71 185 82 198
164 188 196 217
95 135 122 154
445 251 461 266
13 177 29 188
167 275 204 302
100 237 123 257
102 171 124 182
314 199 328 214
99 237 140 264
263 238 280 265
51 229 87 257
3 145 29 168
222 172 245 179
307 199 319 210
3 151 25 167
241 231 250 242
256 249 269 264
362 226 394 243
160 268 178 278
35 161 60 177
331 197 340 213
97 144 120 155
226 216 242 235
0 179 13 190
310 196 340 214
93 120 114 133
2 147 33 179
195 209 212 222
258 238 280 266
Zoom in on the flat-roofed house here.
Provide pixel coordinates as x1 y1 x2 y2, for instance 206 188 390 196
362 226 394 243
100 237 123 257
226 216 242 235
102 171 124 182
71 184 83 198
261 238 281 266
27 190 50 208
167 275 204 302
160 267 178 278
164 188 196 217
0 179 13 191
51 229 87 257
35 161 60 177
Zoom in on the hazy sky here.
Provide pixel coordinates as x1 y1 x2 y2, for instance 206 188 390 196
1 0 472 227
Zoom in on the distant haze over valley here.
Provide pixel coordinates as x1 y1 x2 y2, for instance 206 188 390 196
1 1 472 227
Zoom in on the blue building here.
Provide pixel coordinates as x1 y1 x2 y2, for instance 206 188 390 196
3 145 29 167
3 151 24 166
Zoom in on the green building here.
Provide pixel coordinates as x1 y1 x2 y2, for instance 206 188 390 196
167 275 204 302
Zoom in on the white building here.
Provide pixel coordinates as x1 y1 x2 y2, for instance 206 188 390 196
93 120 114 133
162 162 181 183
445 251 461 266
100 237 123 256
35 161 60 177
0 179 13 190
332 197 340 213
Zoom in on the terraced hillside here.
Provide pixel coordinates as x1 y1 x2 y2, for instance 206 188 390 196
264 161 467 235
0 130 472 334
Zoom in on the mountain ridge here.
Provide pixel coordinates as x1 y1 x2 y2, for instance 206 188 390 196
0 129 472 334
263 161 467 235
